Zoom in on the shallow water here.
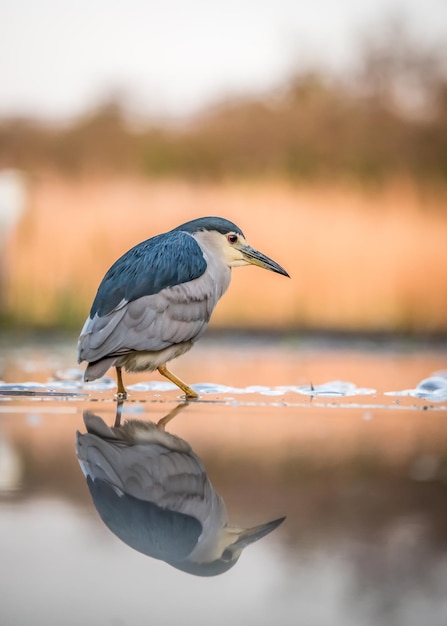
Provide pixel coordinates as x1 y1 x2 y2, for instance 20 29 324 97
1 335 447 626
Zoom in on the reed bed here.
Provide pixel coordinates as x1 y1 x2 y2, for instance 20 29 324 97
3 175 447 331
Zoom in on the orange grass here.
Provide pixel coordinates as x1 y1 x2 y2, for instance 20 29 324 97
3 174 447 330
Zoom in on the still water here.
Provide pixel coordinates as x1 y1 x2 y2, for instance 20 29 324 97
1 334 447 626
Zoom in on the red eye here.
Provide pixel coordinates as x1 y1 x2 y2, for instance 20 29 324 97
227 233 238 244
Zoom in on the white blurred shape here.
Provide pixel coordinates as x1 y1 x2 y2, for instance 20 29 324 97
0 433 23 492
385 373 447 402
0 169 27 248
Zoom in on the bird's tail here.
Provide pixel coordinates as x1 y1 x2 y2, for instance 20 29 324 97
84 357 116 382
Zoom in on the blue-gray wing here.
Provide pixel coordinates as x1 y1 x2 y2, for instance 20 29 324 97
85 477 203 561
90 231 207 317
77 230 224 364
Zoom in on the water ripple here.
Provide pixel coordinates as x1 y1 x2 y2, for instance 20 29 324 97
385 373 447 402
128 380 377 397
2 371 447 405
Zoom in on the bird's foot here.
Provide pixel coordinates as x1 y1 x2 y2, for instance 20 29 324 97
115 366 128 400
157 364 198 399
183 388 199 400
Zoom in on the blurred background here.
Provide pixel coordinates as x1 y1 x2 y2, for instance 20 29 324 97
0 0 447 334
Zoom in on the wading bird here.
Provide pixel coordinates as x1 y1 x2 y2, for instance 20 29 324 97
78 217 289 398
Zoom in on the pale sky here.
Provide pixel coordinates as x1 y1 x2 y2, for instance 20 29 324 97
1 0 446 121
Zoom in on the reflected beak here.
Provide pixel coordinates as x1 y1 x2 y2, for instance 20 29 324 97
240 245 290 277
232 516 286 549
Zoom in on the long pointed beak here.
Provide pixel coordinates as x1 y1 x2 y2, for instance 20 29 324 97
231 516 286 549
240 245 290 277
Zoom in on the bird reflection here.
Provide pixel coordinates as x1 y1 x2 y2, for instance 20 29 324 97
76 404 285 576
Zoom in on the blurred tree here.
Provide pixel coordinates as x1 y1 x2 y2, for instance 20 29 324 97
0 23 446 186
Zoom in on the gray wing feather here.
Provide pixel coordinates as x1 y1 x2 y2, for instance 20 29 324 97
76 432 217 520
86 306 127 352
78 269 221 364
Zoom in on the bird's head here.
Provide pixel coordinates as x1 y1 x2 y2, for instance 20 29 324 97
176 216 290 277
171 515 286 577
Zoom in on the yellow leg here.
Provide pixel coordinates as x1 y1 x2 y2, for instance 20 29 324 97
157 364 198 399
115 366 128 400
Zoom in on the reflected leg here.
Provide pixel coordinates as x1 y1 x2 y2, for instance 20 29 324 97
114 397 124 427
156 402 191 431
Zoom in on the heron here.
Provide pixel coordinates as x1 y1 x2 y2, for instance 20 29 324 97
78 216 289 398
76 411 285 576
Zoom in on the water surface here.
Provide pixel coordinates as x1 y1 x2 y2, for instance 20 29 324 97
1 335 447 626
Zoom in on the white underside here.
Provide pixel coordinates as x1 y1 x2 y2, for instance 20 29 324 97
115 341 194 373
